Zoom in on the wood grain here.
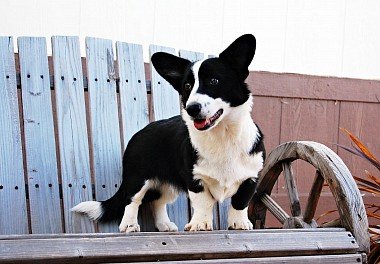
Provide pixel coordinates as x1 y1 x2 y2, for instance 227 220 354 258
85 37 122 233
303 170 324 223
17 37 63 234
279 99 339 194
0 230 359 263
247 71 380 103
282 162 301 217
338 101 380 179
135 254 363 264
149 45 180 120
0 37 29 234
116 42 149 147
51 36 95 233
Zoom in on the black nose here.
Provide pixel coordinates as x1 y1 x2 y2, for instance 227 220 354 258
186 103 202 118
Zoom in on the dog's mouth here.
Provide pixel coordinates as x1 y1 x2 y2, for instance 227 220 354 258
193 109 224 131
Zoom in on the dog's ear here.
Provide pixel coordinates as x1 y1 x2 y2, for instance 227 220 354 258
151 52 191 94
219 34 256 80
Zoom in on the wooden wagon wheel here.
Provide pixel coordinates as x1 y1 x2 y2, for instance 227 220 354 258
250 141 370 253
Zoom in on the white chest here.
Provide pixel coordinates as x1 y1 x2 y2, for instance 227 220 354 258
193 151 263 202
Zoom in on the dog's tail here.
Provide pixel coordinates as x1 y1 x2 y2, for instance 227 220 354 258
71 180 128 223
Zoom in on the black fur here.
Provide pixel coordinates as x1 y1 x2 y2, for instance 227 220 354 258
231 178 257 211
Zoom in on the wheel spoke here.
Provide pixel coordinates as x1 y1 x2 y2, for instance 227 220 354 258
303 170 324 223
282 162 301 217
321 218 341 228
261 194 290 224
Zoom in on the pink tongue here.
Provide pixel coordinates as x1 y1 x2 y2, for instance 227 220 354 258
194 119 208 129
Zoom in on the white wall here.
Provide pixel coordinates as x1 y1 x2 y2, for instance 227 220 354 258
1 0 380 80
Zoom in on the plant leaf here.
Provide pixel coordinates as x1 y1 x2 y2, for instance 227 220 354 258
340 127 380 164
365 170 380 186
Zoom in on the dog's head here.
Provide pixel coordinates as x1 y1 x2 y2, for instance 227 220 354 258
151 34 256 131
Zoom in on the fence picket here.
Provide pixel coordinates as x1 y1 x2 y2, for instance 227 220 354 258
116 42 155 231
85 37 122 233
0 37 29 234
52 36 95 233
18 37 62 233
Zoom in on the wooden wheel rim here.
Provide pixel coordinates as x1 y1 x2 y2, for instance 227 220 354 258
253 141 369 252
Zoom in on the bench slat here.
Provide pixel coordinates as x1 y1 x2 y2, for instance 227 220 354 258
0 231 359 263
130 254 363 264
85 37 122 233
0 37 29 234
116 41 155 231
149 45 189 231
52 36 95 233
17 37 63 234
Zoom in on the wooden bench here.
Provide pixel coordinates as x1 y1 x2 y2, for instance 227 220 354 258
0 36 369 263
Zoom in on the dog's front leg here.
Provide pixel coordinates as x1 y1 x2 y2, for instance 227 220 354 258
228 178 257 230
185 189 215 231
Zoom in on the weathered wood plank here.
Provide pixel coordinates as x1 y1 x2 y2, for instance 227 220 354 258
282 162 301 217
115 41 154 231
255 141 370 252
116 42 149 146
0 231 359 263
0 37 28 234
0 228 348 240
338 101 380 181
303 170 324 223
149 45 180 120
278 99 339 195
261 194 289 224
133 254 363 264
51 36 95 233
85 37 122 233
247 70 380 103
17 37 62 234
150 45 189 231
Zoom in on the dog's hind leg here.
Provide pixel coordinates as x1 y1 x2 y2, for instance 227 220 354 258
119 180 153 233
152 183 179 232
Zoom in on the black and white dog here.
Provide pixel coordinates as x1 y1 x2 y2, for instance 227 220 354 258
72 34 265 232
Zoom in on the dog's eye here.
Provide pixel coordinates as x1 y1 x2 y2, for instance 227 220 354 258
210 78 219 85
184 83 192 90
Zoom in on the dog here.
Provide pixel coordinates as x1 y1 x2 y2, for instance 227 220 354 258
72 34 265 232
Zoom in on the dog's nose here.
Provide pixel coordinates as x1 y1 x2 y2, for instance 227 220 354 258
186 103 202 118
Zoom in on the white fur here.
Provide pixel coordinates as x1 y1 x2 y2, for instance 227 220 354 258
228 206 253 230
185 189 215 231
71 201 103 221
119 180 152 233
182 95 263 202
152 183 179 232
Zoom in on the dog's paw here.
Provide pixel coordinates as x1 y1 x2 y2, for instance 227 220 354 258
184 221 213 231
227 219 253 230
119 222 140 233
156 221 178 232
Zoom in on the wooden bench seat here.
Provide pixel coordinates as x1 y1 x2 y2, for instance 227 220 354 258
0 229 363 263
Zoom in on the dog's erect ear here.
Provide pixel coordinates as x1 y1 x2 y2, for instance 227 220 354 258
151 52 191 94
219 34 256 80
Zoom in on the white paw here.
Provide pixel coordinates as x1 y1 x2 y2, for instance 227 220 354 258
184 220 213 231
119 222 140 233
228 218 253 230
156 221 178 232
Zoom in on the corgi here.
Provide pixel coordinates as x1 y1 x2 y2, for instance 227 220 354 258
72 34 265 232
